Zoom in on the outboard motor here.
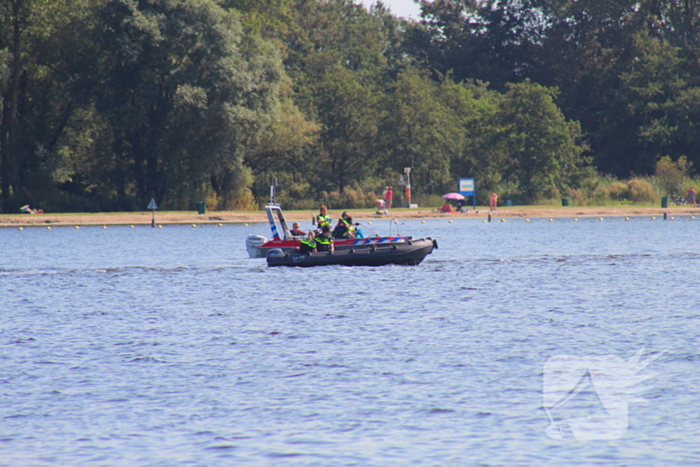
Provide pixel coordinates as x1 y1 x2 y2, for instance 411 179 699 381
246 235 268 258
266 248 285 260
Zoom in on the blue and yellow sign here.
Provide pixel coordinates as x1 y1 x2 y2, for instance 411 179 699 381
459 178 476 209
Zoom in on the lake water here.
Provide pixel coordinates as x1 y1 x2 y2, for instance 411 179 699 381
1 216 699 465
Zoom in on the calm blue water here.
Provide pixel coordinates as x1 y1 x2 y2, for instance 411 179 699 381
1 216 699 466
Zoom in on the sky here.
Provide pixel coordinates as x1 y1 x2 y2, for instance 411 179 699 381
357 0 422 19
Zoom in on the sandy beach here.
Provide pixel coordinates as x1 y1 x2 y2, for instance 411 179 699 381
2 205 699 227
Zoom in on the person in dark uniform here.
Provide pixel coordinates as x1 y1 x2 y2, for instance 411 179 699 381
332 214 356 239
315 225 334 252
298 231 317 254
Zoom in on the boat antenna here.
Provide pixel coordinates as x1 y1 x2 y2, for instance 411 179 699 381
269 176 278 205
389 218 401 237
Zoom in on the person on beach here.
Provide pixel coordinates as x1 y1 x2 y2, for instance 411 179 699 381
686 187 696 207
438 203 455 213
489 193 498 211
384 187 393 209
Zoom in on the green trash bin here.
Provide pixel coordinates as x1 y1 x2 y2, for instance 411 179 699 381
561 198 569 206
661 196 668 208
196 201 206 214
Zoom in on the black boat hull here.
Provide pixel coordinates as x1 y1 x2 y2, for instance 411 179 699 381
266 238 437 267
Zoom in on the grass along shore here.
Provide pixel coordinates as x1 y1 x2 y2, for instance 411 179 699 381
2 204 700 227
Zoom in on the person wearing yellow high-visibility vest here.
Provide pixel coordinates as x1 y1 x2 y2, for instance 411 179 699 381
315 226 334 252
298 231 317 254
316 205 332 230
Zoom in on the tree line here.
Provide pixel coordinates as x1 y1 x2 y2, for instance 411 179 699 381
1 0 698 212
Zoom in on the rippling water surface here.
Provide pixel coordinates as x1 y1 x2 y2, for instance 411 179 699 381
1 216 699 465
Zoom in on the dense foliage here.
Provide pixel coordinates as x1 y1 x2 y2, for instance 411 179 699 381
1 0 698 212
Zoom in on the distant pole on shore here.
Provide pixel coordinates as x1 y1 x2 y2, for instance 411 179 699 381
147 198 158 227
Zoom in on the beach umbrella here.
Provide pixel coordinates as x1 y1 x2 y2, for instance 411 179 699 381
442 193 464 200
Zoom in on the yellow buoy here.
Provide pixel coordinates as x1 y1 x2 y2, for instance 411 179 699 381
74 226 80 229
367 222 372 225
599 218 603 221
46 226 51 230
574 218 578 221
691 216 696 219
218 223 223 227
670 216 674 220
103 225 107 229
625 217 630 220
525 219 530 222
483 220 487 223
192 224 197 227
18 227 24 230
549 219 553 222
158 225 162 228
129 225 134 228
448 220 453 223
651 217 656 220
421 221 426 224
244 223 248 226
500 219 505 222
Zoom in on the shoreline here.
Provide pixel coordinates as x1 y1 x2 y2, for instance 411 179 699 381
2 205 700 227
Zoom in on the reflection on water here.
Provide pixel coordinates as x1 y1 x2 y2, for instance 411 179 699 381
1 217 699 465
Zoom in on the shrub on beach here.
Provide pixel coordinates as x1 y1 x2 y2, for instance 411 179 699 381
627 178 656 203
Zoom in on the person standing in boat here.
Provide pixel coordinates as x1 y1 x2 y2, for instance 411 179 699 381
316 205 332 231
297 231 317 254
315 225 335 252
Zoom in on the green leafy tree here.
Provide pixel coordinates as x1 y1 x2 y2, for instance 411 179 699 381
85 0 282 209
0 0 92 211
496 80 590 202
380 68 465 195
